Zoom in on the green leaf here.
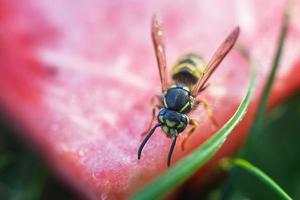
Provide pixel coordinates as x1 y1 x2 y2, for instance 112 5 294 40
221 158 292 200
131 59 256 200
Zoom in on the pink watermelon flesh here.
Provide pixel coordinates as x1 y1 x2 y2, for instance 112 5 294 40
0 0 300 199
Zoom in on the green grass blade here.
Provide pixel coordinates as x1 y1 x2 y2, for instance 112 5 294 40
244 0 291 148
221 158 292 200
131 61 256 200
221 3 292 198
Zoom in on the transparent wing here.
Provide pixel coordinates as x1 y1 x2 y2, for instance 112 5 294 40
151 14 168 92
191 27 240 97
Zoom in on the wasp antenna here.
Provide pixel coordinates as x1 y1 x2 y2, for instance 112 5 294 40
138 123 162 160
167 135 178 167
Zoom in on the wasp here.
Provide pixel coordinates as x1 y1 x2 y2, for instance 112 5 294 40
138 15 240 167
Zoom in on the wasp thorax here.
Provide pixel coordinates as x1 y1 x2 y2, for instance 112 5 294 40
163 84 194 113
157 108 188 137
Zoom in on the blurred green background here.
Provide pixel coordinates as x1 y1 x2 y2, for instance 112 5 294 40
207 92 300 200
0 119 77 200
0 93 299 199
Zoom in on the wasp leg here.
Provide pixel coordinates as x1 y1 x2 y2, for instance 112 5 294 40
195 98 219 128
141 95 162 137
181 119 198 151
150 94 162 106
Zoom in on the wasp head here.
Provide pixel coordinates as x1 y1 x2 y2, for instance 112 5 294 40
157 108 189 137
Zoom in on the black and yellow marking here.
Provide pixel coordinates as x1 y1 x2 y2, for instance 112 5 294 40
179 101 191 113
158 115 165 123
171 53 206 86
161 125 178 138
178 95 194 113
165 119 176 127
163 97 168 108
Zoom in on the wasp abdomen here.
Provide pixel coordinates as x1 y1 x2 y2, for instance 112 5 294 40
171 53 205 86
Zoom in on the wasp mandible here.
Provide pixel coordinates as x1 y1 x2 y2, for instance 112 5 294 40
138 15 240 167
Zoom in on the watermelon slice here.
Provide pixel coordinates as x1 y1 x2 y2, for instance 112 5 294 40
0 0 300 199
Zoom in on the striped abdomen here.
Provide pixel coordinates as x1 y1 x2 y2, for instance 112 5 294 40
171 53 205 86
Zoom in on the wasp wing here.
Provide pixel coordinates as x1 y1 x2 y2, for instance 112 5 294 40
151 14 168 92
191 27 240 97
